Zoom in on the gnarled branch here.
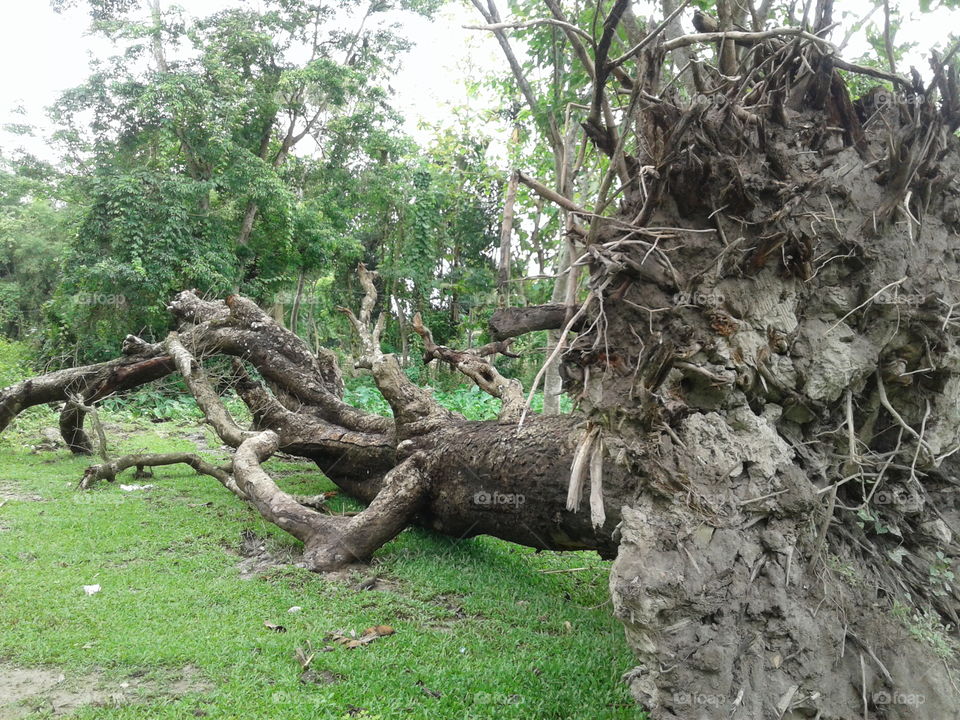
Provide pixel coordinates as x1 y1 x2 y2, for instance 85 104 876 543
411 313 525 422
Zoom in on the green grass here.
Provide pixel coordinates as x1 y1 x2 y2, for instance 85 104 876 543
0 411 640 720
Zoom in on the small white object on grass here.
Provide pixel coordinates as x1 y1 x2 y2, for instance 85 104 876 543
83 584 101 595
288 606 302 613
120 484 155 492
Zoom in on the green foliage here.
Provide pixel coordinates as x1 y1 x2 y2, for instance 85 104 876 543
99 385 254 424
919 0 960 11
343 379 394 417
433 385 503 420
930 550 957 598
101 386 204 422
0 338 34 387
0 154 73 339
45 170 235 359
892 600 958 659
343 377 572 420
36 0 434 360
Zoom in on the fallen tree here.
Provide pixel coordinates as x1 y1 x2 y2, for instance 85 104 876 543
3 278 628 562
4 3 960 718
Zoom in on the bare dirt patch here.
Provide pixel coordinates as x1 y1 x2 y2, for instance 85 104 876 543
227 530 302 580
0 483 43 503
0 663 212 719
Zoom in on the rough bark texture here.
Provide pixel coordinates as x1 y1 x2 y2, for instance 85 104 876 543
0 275 633 570
572 30 960 720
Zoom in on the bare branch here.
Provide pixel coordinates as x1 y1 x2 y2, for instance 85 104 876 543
609 0 692 70
80 452 236 493
467 0 563 156
340 265 452 429
662 26 836 53
411 313 526 422
463 18 592 41
517 172 588 215
165 332 255 448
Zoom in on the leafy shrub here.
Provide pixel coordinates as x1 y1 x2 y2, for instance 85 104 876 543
343 380 393 416
343 377 572 421
433 385 501 420
0 337 33 387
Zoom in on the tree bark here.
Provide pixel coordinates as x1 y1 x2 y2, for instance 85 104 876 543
497 170 519 308
488 303 580 341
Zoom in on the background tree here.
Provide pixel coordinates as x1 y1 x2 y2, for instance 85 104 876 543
43 0 440 359
0 152 72 341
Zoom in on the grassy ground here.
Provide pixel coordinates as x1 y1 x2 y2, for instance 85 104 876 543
0 406 641 720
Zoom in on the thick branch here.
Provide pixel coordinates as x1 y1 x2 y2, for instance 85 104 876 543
168 290 386 434
232 364 395 490
165 332 254 448
302 454 429 570
412 313 525 422
489 303 583 341
65 394 109 461
232 431 326 544
339 265 452 433
1 350 174 443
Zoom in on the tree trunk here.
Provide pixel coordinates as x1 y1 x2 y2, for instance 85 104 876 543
497 170 519 308
289 269 306 332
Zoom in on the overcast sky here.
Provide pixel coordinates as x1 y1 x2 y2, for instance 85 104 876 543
0 1 958 162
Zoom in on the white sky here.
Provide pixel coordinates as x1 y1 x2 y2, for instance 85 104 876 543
0 0 505 160
0 1 958 162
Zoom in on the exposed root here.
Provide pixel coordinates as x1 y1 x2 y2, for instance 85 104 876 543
80 452 235 493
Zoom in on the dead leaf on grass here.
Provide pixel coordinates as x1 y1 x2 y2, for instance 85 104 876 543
416 679 442 698
263 621 287 633
326 625 395 649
